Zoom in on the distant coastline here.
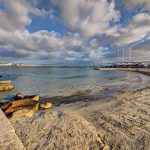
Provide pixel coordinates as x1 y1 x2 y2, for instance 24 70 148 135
0 63 55 67
0 63 86 67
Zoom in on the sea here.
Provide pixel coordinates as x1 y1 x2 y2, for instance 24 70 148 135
0 66 150 99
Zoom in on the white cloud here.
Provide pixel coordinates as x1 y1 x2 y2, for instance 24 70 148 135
123 0 150 10
0 0 120 62
115 13 150 46
0 0 44 31
51 0 120 38
0 0 87 61
1 0 150 63
0 29 85 60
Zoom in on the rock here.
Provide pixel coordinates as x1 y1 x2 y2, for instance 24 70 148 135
10 111 108 150
12 109 34 118
33 103 39 111
40 102 52 109
13 94 40 101
32 95 40 101
13 93 24 100
0 74 9 78
0 100 10 106
0 85 14 91
103 144 110 150
11 99 38 108
0 100 12 111
0 80 12 84
0 101 12 111
4 96 39 115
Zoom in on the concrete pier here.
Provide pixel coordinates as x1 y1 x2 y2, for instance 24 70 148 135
0 109 25 150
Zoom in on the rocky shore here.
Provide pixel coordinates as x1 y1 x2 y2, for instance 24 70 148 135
0 80 52 118
0 70 150 149
10 87 150 150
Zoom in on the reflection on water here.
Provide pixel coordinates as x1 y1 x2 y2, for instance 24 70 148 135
0 66 150 98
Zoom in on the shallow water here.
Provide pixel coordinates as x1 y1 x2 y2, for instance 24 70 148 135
0 66 150 98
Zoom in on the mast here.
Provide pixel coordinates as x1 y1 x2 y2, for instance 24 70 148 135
130 47 132 63
118 48 120 63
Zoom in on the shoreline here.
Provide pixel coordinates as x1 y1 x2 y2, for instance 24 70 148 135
1 68 150 149
94 67 150 76
10 85 150 149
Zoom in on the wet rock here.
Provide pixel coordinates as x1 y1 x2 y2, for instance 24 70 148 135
0 100 12 111
13 93 24 100
0 100 10 106
4 96 40 115
0 80 12 84
0 74 9 78
0 74 6 78
12 109 34 118
40 102 52 109
0 85 14 91
13 94 40 101
1 103 12 111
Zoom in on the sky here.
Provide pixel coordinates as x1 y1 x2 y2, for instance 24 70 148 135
0 0 150 65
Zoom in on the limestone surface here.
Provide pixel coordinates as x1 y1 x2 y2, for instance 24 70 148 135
0 109 25 150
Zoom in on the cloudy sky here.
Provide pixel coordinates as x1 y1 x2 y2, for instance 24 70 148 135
0 0 150 64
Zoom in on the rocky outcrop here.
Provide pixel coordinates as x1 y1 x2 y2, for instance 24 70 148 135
0 94 52 118
4 95 40 116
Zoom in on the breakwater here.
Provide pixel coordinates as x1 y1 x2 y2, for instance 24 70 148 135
94 68 150 76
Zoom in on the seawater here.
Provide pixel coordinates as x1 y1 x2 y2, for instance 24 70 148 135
0 66 150 98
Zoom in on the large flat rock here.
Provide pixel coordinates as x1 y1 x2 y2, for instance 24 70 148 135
0 109 25 150
10 88 150 150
